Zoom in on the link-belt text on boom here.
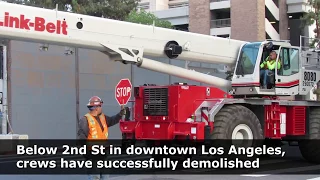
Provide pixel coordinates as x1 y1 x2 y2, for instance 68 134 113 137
0 12 68 35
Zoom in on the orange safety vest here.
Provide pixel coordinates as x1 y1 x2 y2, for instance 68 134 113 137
85 113 109 140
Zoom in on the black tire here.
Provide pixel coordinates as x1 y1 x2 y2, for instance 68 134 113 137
298 107 320 164
211 104 264 147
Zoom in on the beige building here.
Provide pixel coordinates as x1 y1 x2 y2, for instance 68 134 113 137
138 0 316 46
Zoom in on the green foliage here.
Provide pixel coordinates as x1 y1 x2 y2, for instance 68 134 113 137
5 0 139 20
5 0 172 28
301 0 320 40
125 10 173 29
71 0 139 20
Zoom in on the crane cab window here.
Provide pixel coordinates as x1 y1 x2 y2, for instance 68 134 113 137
235 42 261 75
259 46 280 89
278 47 299 76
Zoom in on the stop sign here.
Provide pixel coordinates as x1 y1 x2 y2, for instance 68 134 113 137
115 78 132 106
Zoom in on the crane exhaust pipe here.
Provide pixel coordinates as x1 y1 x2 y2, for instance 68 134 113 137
137 58 232 90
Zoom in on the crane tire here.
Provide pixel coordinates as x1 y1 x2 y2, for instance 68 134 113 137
211 104 264 147
298 107 320 164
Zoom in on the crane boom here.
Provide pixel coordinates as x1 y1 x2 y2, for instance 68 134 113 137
0 2 247 89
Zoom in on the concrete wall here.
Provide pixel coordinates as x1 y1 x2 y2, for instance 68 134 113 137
9 41 76 139
153 6 189 26
7 41 207 139
279 0 290 40
188 0 211 35
230 0 265 41
77 49 131 139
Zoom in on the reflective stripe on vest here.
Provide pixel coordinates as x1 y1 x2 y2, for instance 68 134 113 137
85 113 108 140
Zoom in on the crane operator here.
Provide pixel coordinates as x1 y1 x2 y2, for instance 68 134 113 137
260 51 281 89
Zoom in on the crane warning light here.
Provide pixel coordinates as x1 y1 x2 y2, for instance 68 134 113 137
0 12 68 35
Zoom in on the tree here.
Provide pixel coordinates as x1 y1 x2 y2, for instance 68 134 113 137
71 0 139 20
125 9 173 29
301 0 320 47
5 0 139 20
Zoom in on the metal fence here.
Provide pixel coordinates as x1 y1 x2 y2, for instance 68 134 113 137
300 36 320 51
211 18 231 28
169 1 189 8
210 0 230 2
137 2 149 10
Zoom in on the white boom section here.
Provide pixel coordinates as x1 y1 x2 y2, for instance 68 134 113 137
0 2 247 89
140 58 230 88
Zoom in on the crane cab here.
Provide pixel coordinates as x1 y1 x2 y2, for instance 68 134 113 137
230 37 320 98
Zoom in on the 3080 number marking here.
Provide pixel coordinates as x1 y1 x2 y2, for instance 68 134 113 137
304 71 317 81
303 71 317 86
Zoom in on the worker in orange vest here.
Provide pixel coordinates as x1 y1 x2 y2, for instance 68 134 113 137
77 95 125 180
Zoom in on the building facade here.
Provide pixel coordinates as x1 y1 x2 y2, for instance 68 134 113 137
139 0 316 46
0 40 212 139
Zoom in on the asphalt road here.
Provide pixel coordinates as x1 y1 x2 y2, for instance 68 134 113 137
0 144 319 180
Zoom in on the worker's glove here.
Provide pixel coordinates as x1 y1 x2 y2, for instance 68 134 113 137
119 105 126 116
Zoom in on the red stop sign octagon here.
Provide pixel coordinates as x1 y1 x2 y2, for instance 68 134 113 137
115 78 132 106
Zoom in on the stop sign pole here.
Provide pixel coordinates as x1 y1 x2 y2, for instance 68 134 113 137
115 78 132 106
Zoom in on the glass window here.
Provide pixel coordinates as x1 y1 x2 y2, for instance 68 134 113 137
235 43 261 75
278 47 299 76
